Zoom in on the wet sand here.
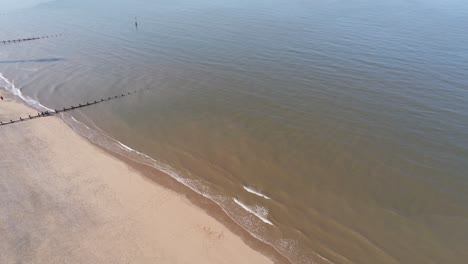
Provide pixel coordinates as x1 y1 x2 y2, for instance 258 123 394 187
0 88 276 264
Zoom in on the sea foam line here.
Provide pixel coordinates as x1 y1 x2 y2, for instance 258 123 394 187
0 72 54 112
118 142 134 151
243 186 271 200
234 198 274 226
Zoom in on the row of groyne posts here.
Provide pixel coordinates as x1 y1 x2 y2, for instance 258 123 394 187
2 34 63 45
0 88 148 127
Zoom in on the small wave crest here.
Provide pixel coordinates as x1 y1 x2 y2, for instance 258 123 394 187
0 72 54 112
234 198 274 226
117 142 134 151
243 186 271 200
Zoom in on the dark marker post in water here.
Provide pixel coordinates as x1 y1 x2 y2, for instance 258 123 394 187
135 17 138 28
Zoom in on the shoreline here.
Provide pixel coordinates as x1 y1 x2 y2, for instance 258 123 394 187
98 141 291 264
0 87 289 263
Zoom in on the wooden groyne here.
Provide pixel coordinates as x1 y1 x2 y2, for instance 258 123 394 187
0 88 148 127
1 34 63 45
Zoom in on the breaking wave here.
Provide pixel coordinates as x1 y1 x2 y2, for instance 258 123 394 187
243 186 271 200
234 198 274 225
0 72 53 112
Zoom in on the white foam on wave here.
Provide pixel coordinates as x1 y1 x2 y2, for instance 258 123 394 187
0 72 54 112
234 198 274 226
71 116 82 124
117 142 134 151
243 186 271 200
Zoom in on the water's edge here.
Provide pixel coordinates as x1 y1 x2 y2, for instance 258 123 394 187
64 113 293 264
0 77 298 264
93 129 292 264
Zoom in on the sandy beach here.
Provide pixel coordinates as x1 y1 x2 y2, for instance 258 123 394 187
0 88 278 263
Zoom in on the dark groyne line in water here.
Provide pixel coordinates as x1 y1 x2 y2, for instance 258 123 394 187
1 34 63 45
0 88 148 127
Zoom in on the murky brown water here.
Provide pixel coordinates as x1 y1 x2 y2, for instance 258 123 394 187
1 0 468 263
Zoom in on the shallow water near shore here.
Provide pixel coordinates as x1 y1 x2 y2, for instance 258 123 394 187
1 0 468 263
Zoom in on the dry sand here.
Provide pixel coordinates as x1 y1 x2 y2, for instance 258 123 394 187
0 89 276 264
